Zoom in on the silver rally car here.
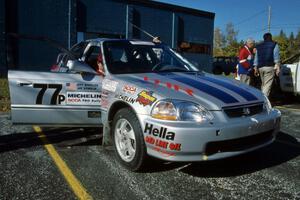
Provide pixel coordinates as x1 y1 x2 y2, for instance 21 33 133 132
8 38 281 171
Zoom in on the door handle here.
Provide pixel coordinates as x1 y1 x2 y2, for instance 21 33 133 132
17 82 33 87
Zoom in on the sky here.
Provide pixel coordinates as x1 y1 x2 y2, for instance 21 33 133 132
156 0 300 42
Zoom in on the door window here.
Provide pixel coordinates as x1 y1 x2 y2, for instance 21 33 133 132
83 46 102 72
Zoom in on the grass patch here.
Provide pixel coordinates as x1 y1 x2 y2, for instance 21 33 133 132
0 77 10 112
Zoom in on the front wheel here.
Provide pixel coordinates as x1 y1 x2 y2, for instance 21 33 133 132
112 108 148 171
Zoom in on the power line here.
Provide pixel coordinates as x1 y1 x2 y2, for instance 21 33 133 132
269 23 300 26
234 9 267 27
239 27 268 39
240 26 299 39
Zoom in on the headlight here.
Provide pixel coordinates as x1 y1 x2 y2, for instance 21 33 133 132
263 95 272 112
151 101 177 120
151 100 213 122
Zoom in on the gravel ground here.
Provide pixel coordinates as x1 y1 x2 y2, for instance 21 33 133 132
0 107 299 200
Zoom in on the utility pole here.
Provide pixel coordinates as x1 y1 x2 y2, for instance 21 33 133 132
268 6 271 33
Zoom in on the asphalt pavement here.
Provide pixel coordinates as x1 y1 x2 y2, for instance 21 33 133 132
0 105 299 200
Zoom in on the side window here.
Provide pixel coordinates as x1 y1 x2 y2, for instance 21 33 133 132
71 42 88 59
84 46 102 72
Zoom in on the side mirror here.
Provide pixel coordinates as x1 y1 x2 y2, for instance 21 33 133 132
67 60 97 74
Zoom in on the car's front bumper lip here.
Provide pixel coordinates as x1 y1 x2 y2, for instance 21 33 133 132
139 109 281 162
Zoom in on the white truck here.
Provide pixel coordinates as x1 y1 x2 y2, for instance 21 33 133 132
280 54 300 96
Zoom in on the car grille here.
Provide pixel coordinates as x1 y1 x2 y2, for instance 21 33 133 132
223 103 264 118
204 130 274 156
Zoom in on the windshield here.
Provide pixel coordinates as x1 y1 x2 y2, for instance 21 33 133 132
103 40 199 74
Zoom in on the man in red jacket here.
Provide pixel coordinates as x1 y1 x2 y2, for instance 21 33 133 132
238 38 255 85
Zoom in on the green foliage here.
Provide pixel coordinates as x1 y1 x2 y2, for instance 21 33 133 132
0 78 10 112
273 30 289 61
214 25 300 62
213 27 226 56
273 29 300 63
214 23 242 57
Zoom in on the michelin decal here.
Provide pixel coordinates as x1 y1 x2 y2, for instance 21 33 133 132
66 92 101 105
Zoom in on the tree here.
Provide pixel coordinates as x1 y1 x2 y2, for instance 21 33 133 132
295 29 300 51
213 27 225 56
273 30 289 61
287 32 296 58
289 32 295 41
222 23 240 57
225 23 238 46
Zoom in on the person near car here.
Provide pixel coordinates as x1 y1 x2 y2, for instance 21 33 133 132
254 33 280 97
237 38 255 85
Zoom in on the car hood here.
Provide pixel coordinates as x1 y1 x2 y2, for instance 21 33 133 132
114 72 264 110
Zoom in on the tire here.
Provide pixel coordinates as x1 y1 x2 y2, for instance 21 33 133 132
112 108 148 171
213 66 223 75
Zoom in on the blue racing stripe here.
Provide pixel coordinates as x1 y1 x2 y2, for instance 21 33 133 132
170 76 239 104
200 76 258 101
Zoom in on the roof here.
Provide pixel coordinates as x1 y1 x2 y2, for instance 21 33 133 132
86 38 157 45
113 0 215 19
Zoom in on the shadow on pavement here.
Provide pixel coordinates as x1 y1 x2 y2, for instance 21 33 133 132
0 127 103 153
1 128 299 177
178 131 300 177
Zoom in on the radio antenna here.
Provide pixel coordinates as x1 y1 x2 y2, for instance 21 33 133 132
128 21 156 39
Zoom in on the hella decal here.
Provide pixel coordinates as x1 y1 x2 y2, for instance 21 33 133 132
144 123 175 140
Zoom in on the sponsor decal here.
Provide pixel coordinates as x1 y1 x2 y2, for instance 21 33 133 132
144 123 175 141
102 79 118 92
66 83 77 91
101 99 109 109
101 91 110 109
66 92 101 105
77 83 99 91
149 146 176 157
122 85 137 94
116 94 135 104
145 136 181 151
136 90 157 106
144 123 181 152
66 83 99 91
143 76 193 96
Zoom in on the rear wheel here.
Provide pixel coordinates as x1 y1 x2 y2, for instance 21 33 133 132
112 108 148 171
213 66 223 75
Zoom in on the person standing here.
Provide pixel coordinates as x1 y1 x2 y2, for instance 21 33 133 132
238 38 255 85
254 33 280 97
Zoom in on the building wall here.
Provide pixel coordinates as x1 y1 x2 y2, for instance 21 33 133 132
0 0 5 76
6 0 77 71
129 4 173 45
176 13 214 72
77 0 127 36
2 0 214 73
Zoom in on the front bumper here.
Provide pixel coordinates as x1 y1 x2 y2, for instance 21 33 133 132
138 109 281 162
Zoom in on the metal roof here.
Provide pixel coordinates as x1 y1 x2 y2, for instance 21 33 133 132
113 0 215 19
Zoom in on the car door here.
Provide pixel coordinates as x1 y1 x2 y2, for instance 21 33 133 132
8 42 104 126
